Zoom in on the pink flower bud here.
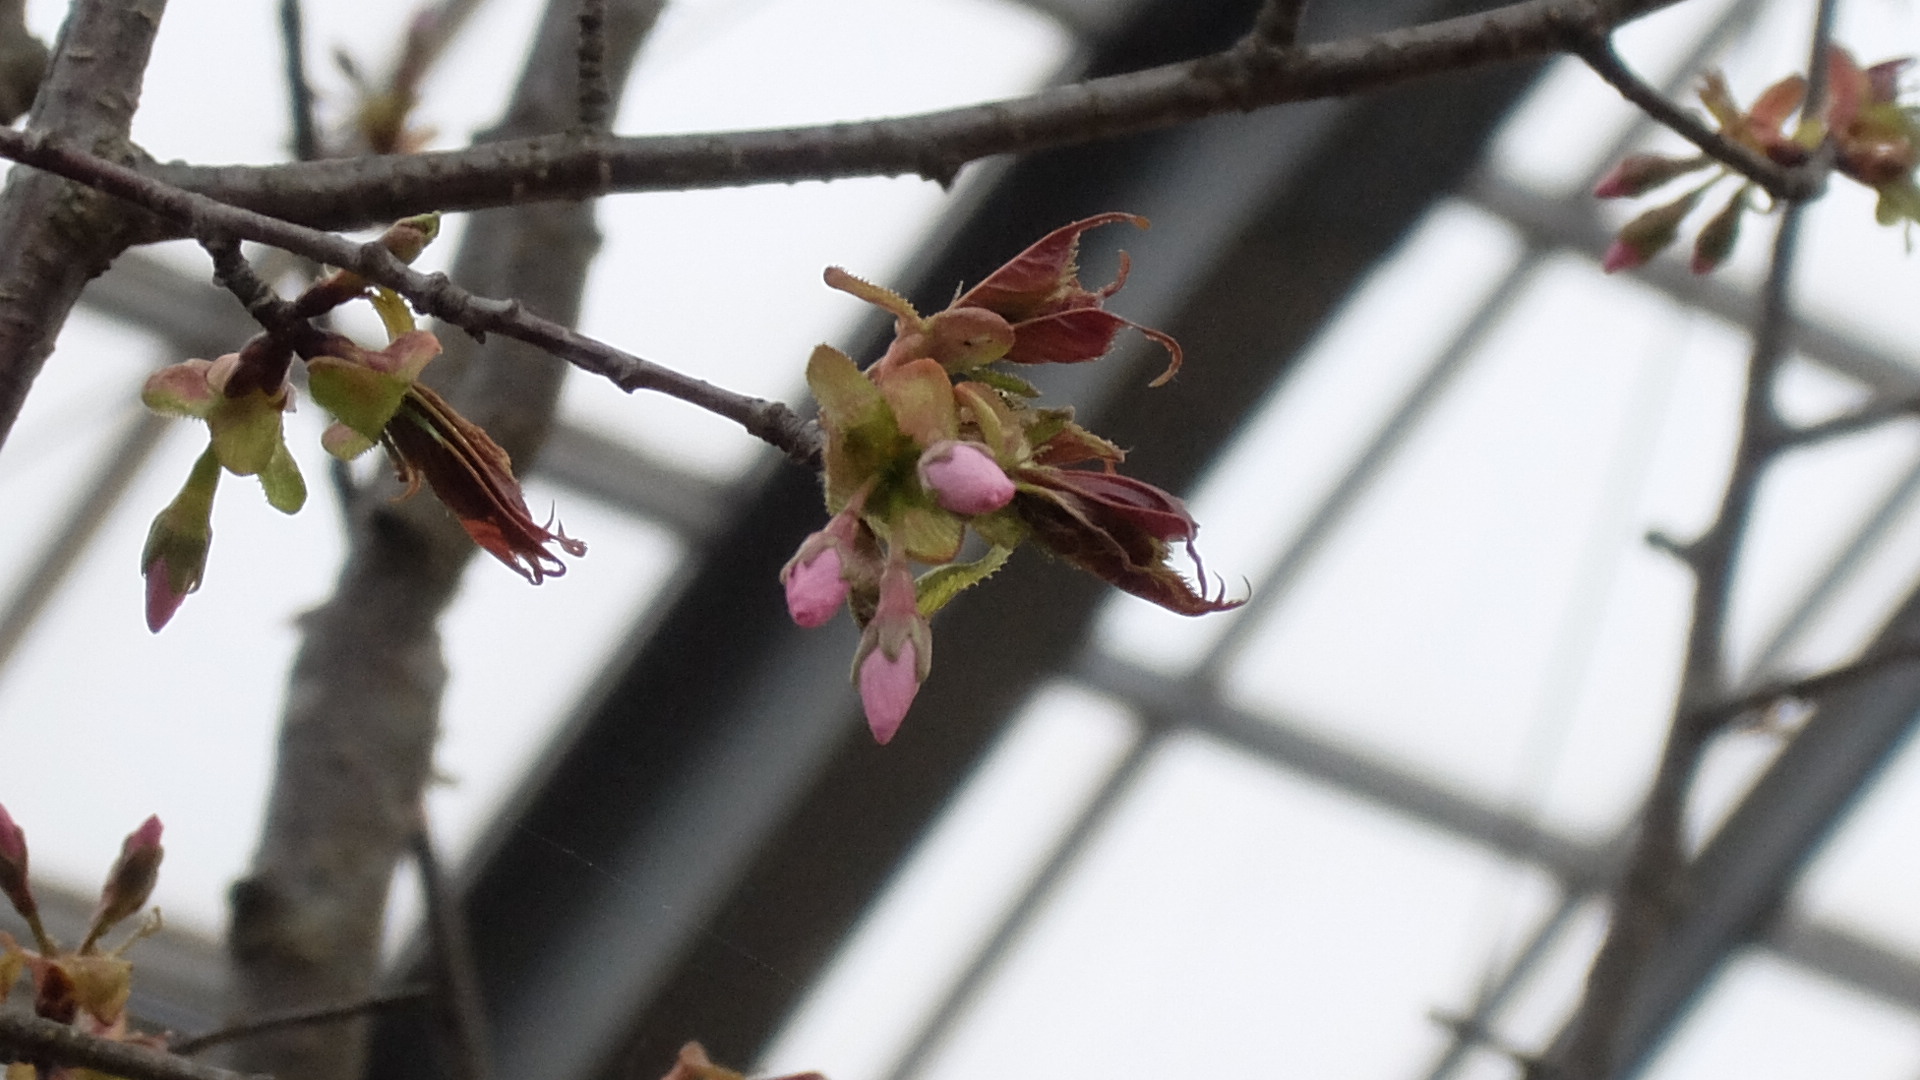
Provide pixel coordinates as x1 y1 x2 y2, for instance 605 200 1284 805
0 803 35 923
852 560 933 744
85 816 163 951
918 442 1014 516
858 642 921 746
781 507 875 629
1601 239 1645 274
1591 153 1711 199
784 546 848 628
1602 187 1703 274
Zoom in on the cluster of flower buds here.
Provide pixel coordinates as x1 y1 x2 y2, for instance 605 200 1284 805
138 214 582 632
783 214 1242 744
1595 47 1919 274
1 805 169 1070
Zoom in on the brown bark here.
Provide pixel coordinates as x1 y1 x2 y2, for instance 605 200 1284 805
0 0 162 450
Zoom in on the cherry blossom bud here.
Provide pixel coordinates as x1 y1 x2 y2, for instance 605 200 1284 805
84 816 162 951
1592 153 1711 199
858 643 921 746
918 442 1015 515
141 449 220 632
852 560 933 745
0 803 34 924
1691 186 1749 274
784 546 849 628
780 506 874 628
1603 187 1705 274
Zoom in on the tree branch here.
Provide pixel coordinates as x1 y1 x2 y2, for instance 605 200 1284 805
1572 34 1812 200
1784 391 1920 446
146 0 1689 232
0 0 167 453
576 0 609 131
1680 646 1920 732
0 128 819 463
170 989 429 1056
0 1012 264 1080
1549 2 1841 1075
278 0 319 162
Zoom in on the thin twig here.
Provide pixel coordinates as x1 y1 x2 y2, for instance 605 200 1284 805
0 128 819 464
1246 0 1308 48
1572 35 1810 200
171 988 431 1056
0 1012 266 1080
575 0 609 130
1785 391 1920 446
1551 1 1842 1076
279 0 319 162
150 0 1693 232
1681 645 1920 731
412 813 492 1080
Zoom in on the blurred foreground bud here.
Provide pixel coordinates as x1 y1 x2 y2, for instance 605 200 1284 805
0 803 34 926
1592 153 1712 198
1603 187 1705 273
1691 185 1750 274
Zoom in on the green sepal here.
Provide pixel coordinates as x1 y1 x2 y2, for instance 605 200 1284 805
915 545 1012 617
970 506 1030 550
207 391 287 476
309 356 410 441
142 447 221 595
257 441 307 514
876 356 958 448
892 502 965 564
955 382 1018 462
1874 180 1920 225
922 307 1014 372
369 287 416 340
1022 406 1079 452
969 366 1041 398
321 422 377 461
805 344 890 431
141 361 217 418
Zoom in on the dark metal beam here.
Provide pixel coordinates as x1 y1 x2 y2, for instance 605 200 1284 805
432 4 1547 1078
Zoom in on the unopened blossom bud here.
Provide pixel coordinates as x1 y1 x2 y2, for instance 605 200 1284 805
84 816 162 952
858 644 922 746
1603 187 1704 273
1591 153 1711 199
781 507 873 628
0 803 34 924
918 442 1015 516
852 560 933 745
1691 186 1749 274
141 449 220 633
785 546 848 628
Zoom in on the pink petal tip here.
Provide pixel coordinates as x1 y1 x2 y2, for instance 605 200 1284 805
858 643 921 745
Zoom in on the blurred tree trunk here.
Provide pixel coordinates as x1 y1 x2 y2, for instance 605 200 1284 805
224 5 662 1080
